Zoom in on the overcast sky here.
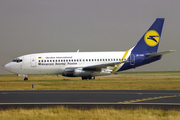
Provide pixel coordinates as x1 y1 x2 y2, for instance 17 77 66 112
0 0 179 74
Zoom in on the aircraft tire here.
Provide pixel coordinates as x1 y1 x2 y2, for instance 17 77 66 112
82 77 87 80
24 77 28 81
88 76 92 80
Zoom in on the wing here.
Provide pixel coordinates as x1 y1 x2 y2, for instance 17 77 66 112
63 60 129 72
82 60 129 71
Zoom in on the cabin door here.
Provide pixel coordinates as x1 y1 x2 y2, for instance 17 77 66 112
30 56 36 67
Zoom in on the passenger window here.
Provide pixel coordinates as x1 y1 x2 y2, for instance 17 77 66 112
47 60 49 62
41 60 43 62
44 60 46 62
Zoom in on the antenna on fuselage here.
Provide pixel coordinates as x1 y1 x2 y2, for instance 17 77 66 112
77 49 79 53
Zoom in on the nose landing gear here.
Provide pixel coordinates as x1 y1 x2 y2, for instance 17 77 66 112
17 74 28 81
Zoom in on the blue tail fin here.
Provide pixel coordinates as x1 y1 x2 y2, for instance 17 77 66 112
132 18 164 53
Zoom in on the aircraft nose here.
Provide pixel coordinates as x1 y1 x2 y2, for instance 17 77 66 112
4 63 11 72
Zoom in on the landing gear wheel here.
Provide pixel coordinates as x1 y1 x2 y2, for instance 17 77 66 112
87 76 95 80
24 77 28 81
88 76 91 80
82 77 87 80
82 76 95 80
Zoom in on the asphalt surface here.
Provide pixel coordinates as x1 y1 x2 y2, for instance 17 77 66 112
1 90 180 109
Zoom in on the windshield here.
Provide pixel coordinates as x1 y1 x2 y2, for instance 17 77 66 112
12 58 23 63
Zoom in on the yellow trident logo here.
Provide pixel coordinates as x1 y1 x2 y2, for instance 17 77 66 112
144 30 160 47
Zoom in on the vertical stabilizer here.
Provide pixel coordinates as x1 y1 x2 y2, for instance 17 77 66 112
132 18 164 53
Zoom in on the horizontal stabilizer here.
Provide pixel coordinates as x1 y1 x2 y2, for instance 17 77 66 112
145 50 175 58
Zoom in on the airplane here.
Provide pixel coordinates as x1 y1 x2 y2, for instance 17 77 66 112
4 18 175 81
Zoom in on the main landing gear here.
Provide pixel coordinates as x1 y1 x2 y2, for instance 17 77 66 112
24 77 28 81
82 76 95 80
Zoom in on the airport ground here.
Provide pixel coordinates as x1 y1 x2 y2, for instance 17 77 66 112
0 71 180 120
0 71 180 90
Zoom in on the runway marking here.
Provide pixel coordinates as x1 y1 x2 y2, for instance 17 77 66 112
118 94 180 103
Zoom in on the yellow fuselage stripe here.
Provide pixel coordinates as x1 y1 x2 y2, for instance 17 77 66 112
112 49 129 73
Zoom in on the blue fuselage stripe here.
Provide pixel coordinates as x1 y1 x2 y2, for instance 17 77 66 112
118 53 162 71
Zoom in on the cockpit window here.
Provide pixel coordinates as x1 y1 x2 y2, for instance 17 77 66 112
12 58 23 63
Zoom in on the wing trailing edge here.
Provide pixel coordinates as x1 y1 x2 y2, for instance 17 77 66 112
83 60 129 71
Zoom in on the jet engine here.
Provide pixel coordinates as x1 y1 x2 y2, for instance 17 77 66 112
62 68 92 77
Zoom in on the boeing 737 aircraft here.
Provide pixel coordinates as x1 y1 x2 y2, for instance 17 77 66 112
4 18 175 80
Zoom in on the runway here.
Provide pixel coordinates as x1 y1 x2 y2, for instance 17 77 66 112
1 90 180 109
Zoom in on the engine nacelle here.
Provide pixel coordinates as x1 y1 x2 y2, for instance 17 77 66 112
73 68 92 77
62 68 92 77
62 68 111 77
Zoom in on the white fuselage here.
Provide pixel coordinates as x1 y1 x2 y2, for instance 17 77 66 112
4 51 131 76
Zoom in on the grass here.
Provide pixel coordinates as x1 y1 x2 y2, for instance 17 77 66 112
0 106 180 120
0 71 180 90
